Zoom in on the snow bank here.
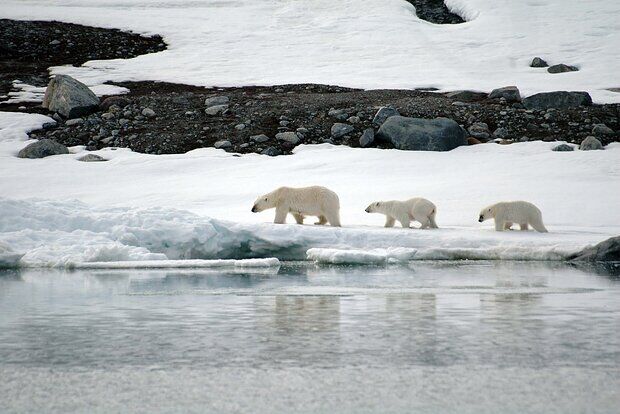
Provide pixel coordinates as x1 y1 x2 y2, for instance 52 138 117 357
307 247 417 265
0 0 618 102
0 198 614 266
70 258 279 269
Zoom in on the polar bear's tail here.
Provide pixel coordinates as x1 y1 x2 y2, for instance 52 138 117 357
429 207 439 229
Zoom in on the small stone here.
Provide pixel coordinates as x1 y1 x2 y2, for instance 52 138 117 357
296 127 309 135
100 137 114 144
467 137 482 145
141 108 156 118
239 143 250 149
468 122 490 140
279 120 290 127
251 134 270 143
530 57 548 68
347 116 360 124
119 119 129 126
214 140 232 149
17 139 69 159
78 153 107 162
328 108 349 120
359 128 375 147
372 107 400 126
548 64 578 74
489 86 521 103
276 132 300 145
493 127 509 139
205 104 228 116
65 118 83 126
204 96 229 107
331 123 354 139
100 96 130 111
579 136 603 151
235 123 246 130
552 144 574 152
261 146 282 156
592 124 614 136
101 112 115 120
49 39 61 45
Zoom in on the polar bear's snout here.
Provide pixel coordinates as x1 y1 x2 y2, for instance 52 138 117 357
478 215 484 222
251 205 258 213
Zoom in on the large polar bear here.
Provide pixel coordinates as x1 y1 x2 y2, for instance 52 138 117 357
365 198 438 229
478 201 548 232
251 186 341 226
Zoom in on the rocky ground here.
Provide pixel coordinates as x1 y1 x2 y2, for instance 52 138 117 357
405 0 465 24
1 18 619 157
0 19 165 97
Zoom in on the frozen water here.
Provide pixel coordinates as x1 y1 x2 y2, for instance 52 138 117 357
1 261 619 413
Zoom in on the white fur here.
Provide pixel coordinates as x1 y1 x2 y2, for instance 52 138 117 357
252 186 341 226
479 201 548 232
365 198 438 229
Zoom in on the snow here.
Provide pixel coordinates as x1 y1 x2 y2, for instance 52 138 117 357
307 247 417 265
0 0 619 103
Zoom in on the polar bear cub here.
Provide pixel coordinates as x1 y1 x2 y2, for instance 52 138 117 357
365 198 438 229
478 201 548 232
251 186 341 226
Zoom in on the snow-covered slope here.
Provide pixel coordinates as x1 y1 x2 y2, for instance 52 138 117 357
1 0 619 102
1 112 618 266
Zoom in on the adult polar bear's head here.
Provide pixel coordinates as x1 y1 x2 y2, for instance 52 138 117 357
478 205 495 222
251 190 278 213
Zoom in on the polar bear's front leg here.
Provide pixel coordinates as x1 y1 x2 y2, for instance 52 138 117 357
504 222 513 230
494 219 505 231
292 213 305 224
396 215 410 228
274 206 288 224
384 216 396 228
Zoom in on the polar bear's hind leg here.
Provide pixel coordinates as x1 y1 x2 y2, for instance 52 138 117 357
325 211 341 227
315 215 327 225
530 217 548 233
520 223 529 231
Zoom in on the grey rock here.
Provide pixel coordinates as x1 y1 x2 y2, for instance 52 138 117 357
101 112 115 120
592 124 614 136
489 86 521 102
17 139 69 159
359 128 375 148
100 96 130 111
331 123 354 139
205 104 228 116
235 123 246 131
376 116 467 151
65 118 83 127
548 64 578 74
49 39 61 45
552 144 574 152
523 91 592 110
251 134 270 143
493 127 509 139
78 154 107 162
296 127 309 135
119 119 129 126
530 57 548 68
100 137 114 144
42 75 100 119
204 96 230 107
579 136 603 151
141 108 156 118
444 90 487 101
276 132 300 145
468 122 490 140
347 116 361 124
372 107 400 126
328 108 349 120
569 236 620 262
214 140 232 149
261 146 282 156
